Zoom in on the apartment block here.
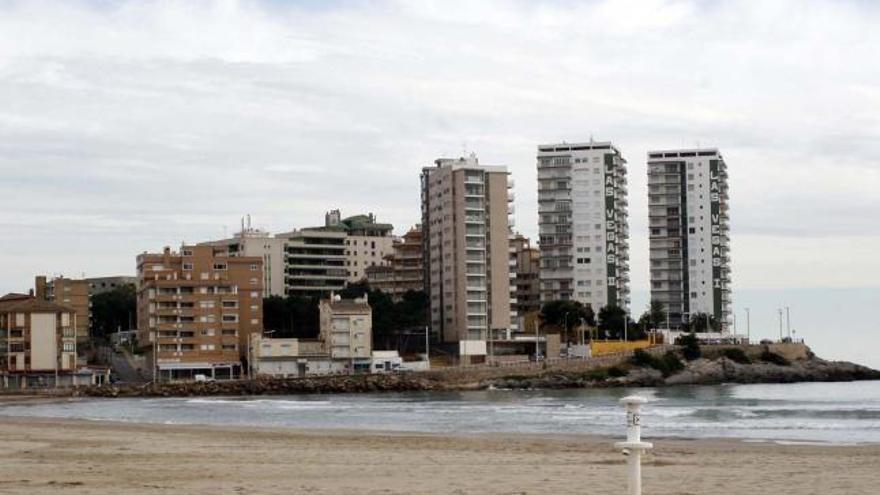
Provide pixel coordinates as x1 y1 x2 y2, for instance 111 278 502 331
201 219 286 297
282 228 348 298
324 210 394 283
510 234 541 318
365 225 423 300
647 148 731 330
421 154 512 355
34 276 90 342
319 295 372 371
0 293 77 385
537 141 631 312
136 245 264 381
86 276 137 296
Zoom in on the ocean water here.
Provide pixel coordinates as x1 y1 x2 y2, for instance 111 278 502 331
2 381 879 444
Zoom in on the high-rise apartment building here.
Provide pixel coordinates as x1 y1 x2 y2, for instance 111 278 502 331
421 154 512 357
136 245 263 381
537 141 630 313
365 225 423 301
34 276 90 342
647 148 731 330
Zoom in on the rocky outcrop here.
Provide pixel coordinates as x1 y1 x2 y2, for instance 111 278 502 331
664 357 880 386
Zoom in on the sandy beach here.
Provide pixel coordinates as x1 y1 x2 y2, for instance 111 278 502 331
0 415 877 494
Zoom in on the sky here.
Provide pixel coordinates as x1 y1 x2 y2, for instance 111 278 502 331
0 1 878 361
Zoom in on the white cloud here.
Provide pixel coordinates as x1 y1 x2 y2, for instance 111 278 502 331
0 0 878 295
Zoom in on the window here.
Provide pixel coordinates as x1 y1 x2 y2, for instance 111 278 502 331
213 263 227 270
183 263 193 270
250 264 259 271
63 342 75 352
182 249 193 256
222 314 238 323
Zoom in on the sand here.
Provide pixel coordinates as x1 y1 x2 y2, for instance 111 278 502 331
0 415 877 494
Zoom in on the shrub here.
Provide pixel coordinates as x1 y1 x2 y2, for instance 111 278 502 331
660 351 685 375
676 333 702 360
607 366 627 378
722 348 751 364
760 350 791 366
629 349 684 377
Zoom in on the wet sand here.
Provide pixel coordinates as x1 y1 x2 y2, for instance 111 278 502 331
0 416 877 494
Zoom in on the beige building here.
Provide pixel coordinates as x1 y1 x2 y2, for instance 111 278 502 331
249 335 336 377
421 154 512 357
34 276 90 343
0 293 78 387
510 234 541 321
319 295 372 372
365 225 423 300
323 210 395 283
136 245 264 381
201 218 286 297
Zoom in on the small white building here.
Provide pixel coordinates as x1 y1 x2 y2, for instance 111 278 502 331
371 351 402 374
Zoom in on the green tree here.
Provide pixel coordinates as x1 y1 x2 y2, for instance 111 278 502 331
540 300 595 344
676 332 702 360
597 305 640 340
90 285 136 341
686 312 720 333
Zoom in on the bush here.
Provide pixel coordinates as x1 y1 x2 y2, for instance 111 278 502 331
607 366 627 378
722 348 751 364
660 351 685 375
676 333 702 360
629 349 685 377
760 350 791 366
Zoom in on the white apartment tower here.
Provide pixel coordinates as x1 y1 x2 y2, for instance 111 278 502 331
647 148 731 330
421 154 512 358
537 141 630 312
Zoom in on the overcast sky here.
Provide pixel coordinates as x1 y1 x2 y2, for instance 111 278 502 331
1 0 878 299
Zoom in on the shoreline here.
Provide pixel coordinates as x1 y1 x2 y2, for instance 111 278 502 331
0 416 878 494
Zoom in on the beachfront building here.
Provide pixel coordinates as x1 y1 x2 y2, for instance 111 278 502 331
248 335 335 377
136 245 264 381
34 276 90 343
537 141 631 313
365 225 423 301
647 148 731 331
319 294 372 372
0 293 108 389
421 154 512 361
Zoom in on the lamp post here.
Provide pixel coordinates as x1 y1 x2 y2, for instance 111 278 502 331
615 396 653 495
744 308 751 344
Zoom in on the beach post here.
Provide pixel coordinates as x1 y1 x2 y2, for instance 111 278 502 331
615 396 653 495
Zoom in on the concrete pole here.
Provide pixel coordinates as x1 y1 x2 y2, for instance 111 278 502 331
785 307 791 340
425 325 430 369
615 396 653 495
745 308 750 344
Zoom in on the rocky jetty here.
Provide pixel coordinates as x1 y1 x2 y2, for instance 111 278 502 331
71 344 880 398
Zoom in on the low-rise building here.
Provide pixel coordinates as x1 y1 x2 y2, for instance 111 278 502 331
136 245 264 381
0 293 83 389
319 294 372 372
249 336 338 377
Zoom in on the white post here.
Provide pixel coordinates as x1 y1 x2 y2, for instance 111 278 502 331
615 396 653 495
425 325 430 369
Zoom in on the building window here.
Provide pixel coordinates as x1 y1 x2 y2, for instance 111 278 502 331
250 264 259 271
213 263 227 270
183 263 193 270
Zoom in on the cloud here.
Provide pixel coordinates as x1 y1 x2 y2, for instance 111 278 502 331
0 0 878 294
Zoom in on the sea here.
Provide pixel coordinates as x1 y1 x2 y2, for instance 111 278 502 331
2 380 879 445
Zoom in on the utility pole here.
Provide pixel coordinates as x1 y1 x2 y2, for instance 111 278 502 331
785 306 791 340
745 308 751 344
425 325 430 369
778 309 784 341
534 320 540 360
624 313 628 342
